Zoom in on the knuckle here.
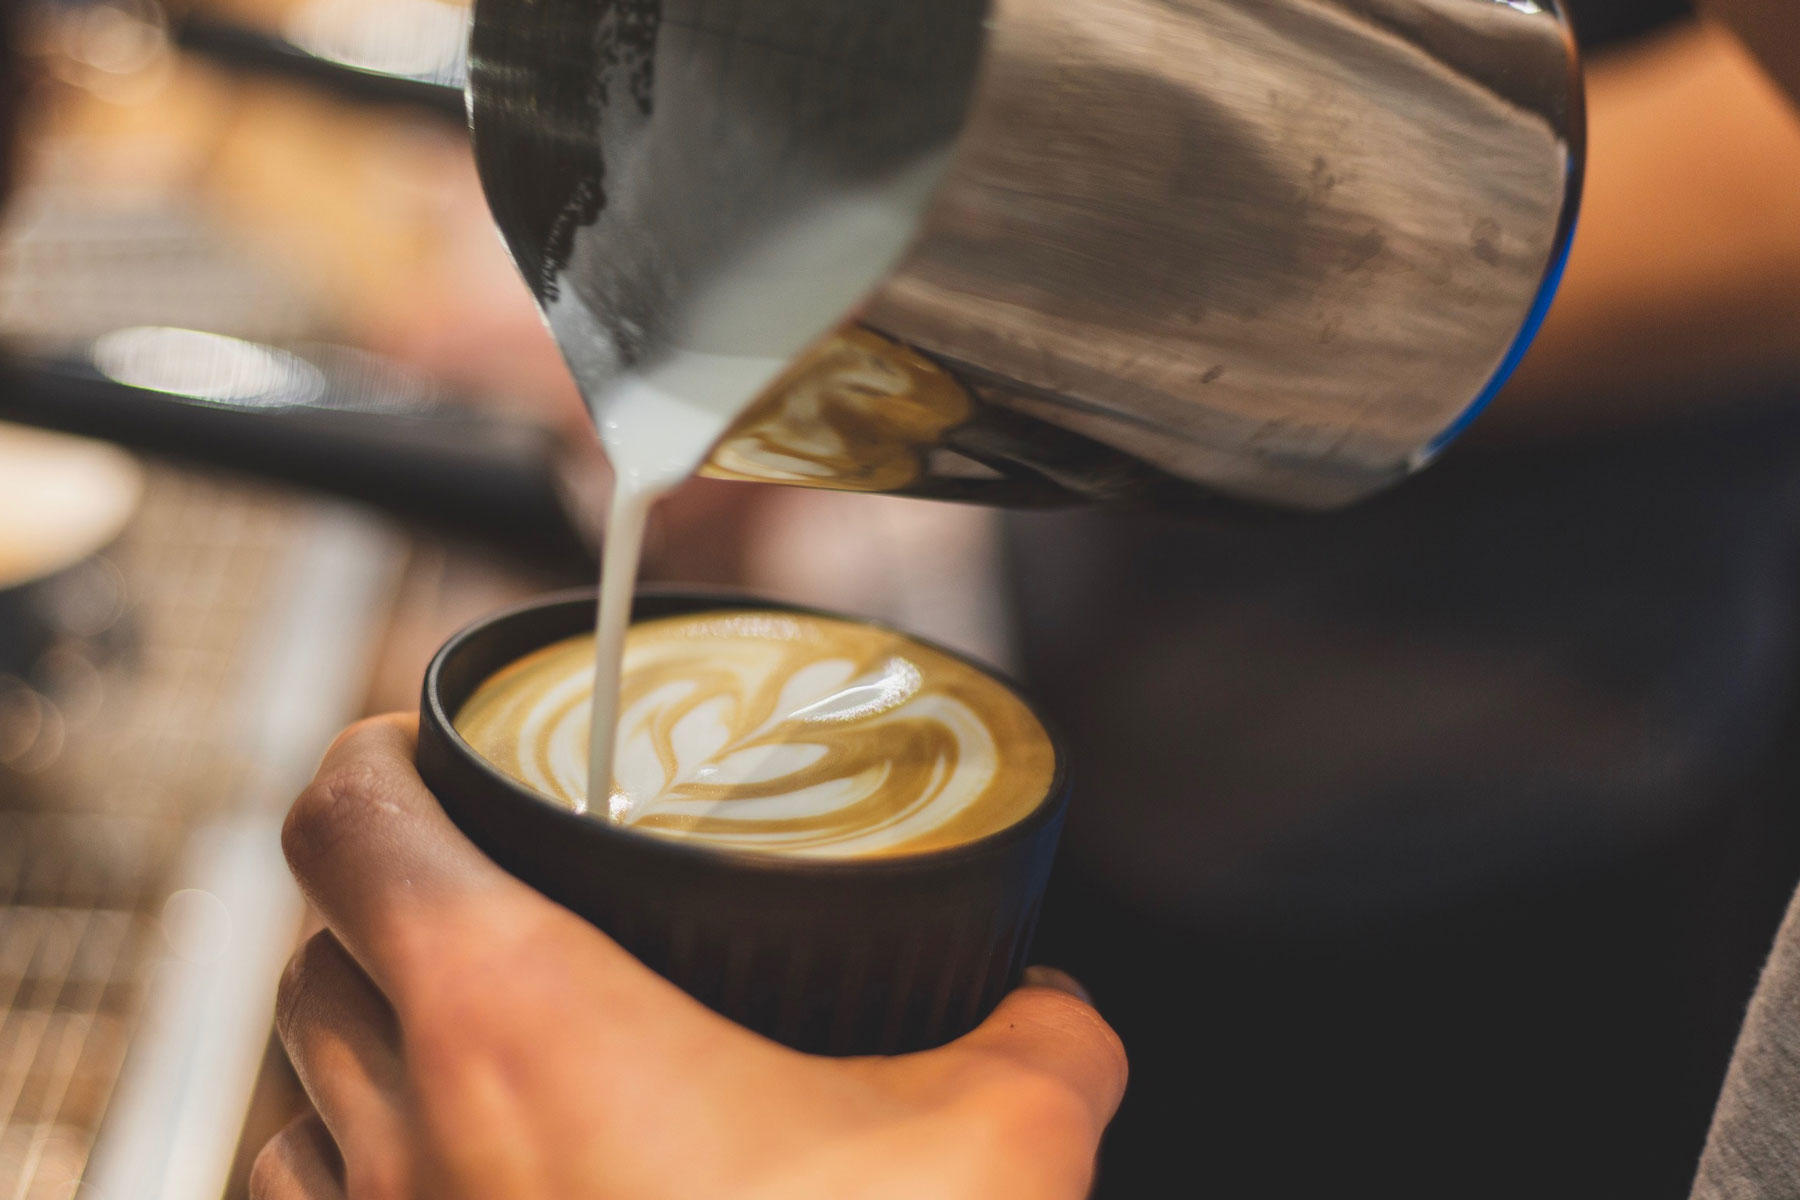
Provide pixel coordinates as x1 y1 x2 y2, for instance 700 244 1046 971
248 1131 294 1199
272 957 307 1046
282 774 365 873
283 762 397 875
273 932 334 1044
283 717 421 875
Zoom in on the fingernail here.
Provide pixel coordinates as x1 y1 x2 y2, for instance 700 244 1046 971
1023 965 1094 1005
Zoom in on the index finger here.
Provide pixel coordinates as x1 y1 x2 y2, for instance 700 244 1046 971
282 715 535 1002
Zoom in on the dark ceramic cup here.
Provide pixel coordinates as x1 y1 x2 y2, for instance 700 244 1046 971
417 590 1069 1056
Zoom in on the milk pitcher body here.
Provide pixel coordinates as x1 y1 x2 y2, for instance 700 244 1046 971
470 0 1584 510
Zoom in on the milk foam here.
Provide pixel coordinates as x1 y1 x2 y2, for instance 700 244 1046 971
453 611 1056 859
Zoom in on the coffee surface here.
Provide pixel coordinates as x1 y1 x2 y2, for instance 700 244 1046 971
453 610 1056 858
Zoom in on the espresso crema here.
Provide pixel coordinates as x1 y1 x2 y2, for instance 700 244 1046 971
453 610 1056 858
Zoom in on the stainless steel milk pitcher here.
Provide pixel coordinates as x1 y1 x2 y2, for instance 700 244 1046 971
469 0 1584 510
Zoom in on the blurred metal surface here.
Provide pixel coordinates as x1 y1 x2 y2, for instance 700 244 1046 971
472 0 1582 509
172 0 468 118
0 468 403 1200
31 0 467 117
0 188 590 564
0 19 548 1196
2 336 590 564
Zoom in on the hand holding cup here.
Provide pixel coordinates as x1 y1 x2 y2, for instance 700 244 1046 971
257 715 1127 1200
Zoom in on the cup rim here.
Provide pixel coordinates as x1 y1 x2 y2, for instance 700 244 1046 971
422 586 1071 878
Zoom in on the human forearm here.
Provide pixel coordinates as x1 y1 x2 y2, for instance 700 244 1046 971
1698 0 1800 103
1481 23 1800 439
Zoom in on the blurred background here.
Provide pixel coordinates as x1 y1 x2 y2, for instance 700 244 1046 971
0 3 1010 1196
0 0 1796 1198
0 3 574 1197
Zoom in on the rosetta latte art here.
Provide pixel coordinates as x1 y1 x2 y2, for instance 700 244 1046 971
453 611 1056 859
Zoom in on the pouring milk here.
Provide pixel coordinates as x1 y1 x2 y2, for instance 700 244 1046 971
546 155 948 820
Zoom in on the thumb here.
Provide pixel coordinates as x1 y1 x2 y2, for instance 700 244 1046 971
947 966 1129 1133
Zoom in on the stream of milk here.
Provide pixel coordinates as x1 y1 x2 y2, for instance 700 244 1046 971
547 154 947 818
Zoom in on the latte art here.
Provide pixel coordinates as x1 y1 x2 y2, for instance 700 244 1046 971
700 328 972 494
453 611 1056 858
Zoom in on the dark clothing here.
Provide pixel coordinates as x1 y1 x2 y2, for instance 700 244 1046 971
1015 406 1800 1198
1695 886 1800 1199
1566 0 1695 51
1006 7 1800 1197
1004 4 1800 1197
